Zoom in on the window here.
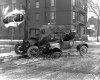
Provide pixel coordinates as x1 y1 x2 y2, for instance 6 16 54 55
79 2 81 7
51 0 55 6
73 12 75 19
12 0 16 3
12 3 16 10
82 3 86 10
1 5 4 14
0 17 3 31
20 3 23 10
36 0 39 8
35 13 40 21
76 0 78 6
50 12 55 19
0 27 2 31
81 3 83 8
35 30 40 35
0 17 3 26
80 14 84 22
82 4 85 9
73 0 75 6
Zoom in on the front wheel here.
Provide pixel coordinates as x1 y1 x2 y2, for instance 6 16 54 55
79 45 87 56
27 46 39 58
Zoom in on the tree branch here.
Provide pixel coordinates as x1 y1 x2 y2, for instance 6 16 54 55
87 0 100 18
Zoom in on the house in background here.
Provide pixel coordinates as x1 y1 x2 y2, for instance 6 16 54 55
87 25 96 37
87 16 100 37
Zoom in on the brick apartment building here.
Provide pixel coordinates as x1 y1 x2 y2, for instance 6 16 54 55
0 0 87 39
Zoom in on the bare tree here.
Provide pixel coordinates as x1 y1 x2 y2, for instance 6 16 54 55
87 0 100 41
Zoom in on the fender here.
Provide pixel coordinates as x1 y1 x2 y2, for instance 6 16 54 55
76 43 88 51
52 48 62 53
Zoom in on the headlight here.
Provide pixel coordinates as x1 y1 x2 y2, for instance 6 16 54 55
70 41 74 46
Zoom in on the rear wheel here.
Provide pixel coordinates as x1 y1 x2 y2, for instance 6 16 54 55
27 46 39 58
14 43 24 55
79 45 87 56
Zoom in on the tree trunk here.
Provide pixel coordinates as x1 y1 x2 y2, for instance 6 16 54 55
97 20 99 42
97 12 100 42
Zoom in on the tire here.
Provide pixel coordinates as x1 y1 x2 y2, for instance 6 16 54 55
27 46 39 58
14 43 24 55
51 52 61 58
79 45 87 56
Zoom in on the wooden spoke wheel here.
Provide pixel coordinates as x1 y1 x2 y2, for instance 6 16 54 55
27 46 39 58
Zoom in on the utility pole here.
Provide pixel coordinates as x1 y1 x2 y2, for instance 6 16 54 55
11 27 14 40
97 19 99 42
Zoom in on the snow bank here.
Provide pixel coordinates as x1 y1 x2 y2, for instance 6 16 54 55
0 51 17 58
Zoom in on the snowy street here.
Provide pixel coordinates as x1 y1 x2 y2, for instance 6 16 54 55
0 48 99 80
0 40 100 80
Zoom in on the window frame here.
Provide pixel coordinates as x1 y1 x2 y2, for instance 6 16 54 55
73 11 76 20
20 3 23 10
35 13 40 21
51 0 55 6
12 3 16 10
35 0 40 8
73 0 76 6
50 12 55 20
80 14 85 22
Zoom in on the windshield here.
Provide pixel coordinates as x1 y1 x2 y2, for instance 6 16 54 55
29 28 40 38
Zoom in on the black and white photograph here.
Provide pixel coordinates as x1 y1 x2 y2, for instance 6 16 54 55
0 0 100 80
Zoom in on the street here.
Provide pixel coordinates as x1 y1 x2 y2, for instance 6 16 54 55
0 48 99 80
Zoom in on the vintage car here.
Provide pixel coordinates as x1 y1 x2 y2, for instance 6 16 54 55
14 25 88 58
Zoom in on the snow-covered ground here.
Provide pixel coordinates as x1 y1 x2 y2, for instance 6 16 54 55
0 48 99 80
0 51 17 58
